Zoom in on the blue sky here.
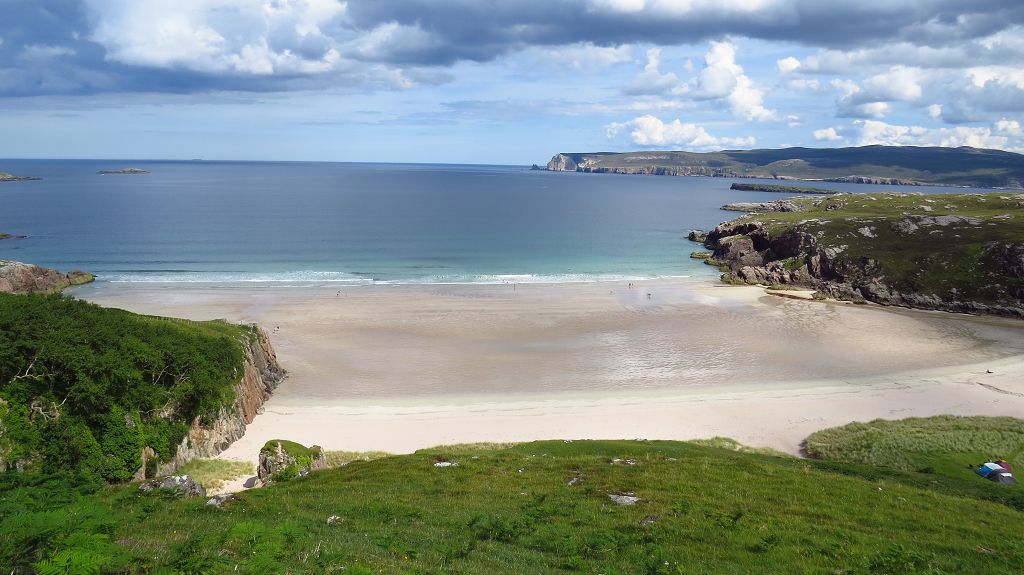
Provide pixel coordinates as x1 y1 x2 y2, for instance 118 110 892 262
2 0 1023 164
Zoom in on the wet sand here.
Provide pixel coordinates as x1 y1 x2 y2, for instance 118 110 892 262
75 278 1024 461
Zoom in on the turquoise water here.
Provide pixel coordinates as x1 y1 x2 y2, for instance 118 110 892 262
0 160 979 285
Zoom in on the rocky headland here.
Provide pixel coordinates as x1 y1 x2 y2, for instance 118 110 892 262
0 171 40 182
692 192 1024 318
543 146 1024 188
0 260 94 293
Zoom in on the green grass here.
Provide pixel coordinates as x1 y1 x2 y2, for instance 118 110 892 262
6 439 1022 574
805 415 1024 477
261 439 324 460
176 460 254 492
324 450 391 468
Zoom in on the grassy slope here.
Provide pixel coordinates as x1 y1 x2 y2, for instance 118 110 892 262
730 192 1024 304
558 146 1024 187
15 440 1016 574
805 416 1024 479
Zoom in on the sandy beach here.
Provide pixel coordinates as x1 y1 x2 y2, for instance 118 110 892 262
76 278 1024 463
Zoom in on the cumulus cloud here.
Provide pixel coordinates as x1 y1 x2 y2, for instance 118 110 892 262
625 48 678 95
685 41 775 121
813 127 842 141
777 56 800 73
606 114 755 149
853 119 1024 151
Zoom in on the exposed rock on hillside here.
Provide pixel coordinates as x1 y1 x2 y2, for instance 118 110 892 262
697 192 1024 318
257 439 327 484
0 260 94 293
156 327 287 475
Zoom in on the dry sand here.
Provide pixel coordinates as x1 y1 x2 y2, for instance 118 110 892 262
76 278 1024 465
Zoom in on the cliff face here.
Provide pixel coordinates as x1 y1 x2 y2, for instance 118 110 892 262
0 260 94 293
154 327 286 475
698 193 1024 319
546 153 579 171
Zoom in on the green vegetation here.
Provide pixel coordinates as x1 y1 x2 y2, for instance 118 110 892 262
0 293 254 481
324 449 391 468
547 145 1024 188
3 439 1023 573
729 182 837 194
806 415 1024 476
689 250 712 259
176 459 254 492
727 192 1024 308
261 439 323 461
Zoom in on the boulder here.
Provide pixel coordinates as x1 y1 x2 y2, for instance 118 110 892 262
257 439 327 484
0 260 94 293
140 475 206 497
206 493 238 508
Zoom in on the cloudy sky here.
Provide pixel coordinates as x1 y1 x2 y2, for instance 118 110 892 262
2 0 1023 163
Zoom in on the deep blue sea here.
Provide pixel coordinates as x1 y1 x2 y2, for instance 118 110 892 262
0 160 980 285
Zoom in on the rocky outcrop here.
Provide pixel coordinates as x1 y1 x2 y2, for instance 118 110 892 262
257 440 327 484
139 475 206 497
700 218 1024 319
823 176 925 186
0 172 40 182
0 260 94 293
155 328 286 475
97 168 148 175
720 200 800 213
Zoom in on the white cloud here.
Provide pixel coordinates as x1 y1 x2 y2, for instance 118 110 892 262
813 127 842 141
927 104 942 119
995 119 1023 136
860 66 922 102
685 41 776 121
625 48 678 95
535 42 634 72
85 0 348 76
853 119 1023 151
606 114 755 149
776 56 800 74
19 44 77 60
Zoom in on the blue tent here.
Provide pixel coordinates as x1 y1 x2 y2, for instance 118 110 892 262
976 461 1018 485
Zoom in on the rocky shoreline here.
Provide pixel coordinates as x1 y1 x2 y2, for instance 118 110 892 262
0 171 40 182
691 193 1024 319
0 260 94 293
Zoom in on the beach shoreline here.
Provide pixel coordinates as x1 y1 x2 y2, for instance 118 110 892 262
73 277 1024 463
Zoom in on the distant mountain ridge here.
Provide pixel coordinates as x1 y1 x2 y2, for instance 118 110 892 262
543 145 1024 189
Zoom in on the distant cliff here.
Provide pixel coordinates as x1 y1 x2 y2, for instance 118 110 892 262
544 146 1024 189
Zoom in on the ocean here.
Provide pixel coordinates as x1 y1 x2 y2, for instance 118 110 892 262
0 159 978 285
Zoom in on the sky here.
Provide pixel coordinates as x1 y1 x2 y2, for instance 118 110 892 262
1 0 1023 164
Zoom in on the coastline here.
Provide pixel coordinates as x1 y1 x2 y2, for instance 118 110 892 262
73 277 1024 463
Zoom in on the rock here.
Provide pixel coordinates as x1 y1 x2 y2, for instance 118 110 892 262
857 226 876 238
986 243 1024 278
687 230 708 243
158 328 286 476
97 168 148 175
433 461 458 468
720 201 799 213
690 251 712 259
567 473 582 486
641 515 660 525
206 493 238 508
327 515 343 524
140 475 206 497
890 219 919 235
0 260 95 293
256 439 326 484
611 458 637 466
608 493 641 506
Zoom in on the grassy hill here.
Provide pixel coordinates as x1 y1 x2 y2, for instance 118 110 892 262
4 438 1022 574
545 146 1024 188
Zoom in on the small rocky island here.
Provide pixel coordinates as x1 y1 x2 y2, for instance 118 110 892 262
97 167 148 175
691 192 1024 318
0 171 40 182
730 183 838 195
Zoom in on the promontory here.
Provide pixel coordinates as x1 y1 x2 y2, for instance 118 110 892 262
543 145 1024 189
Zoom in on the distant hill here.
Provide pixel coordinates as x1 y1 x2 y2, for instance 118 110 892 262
544 145 1024 189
